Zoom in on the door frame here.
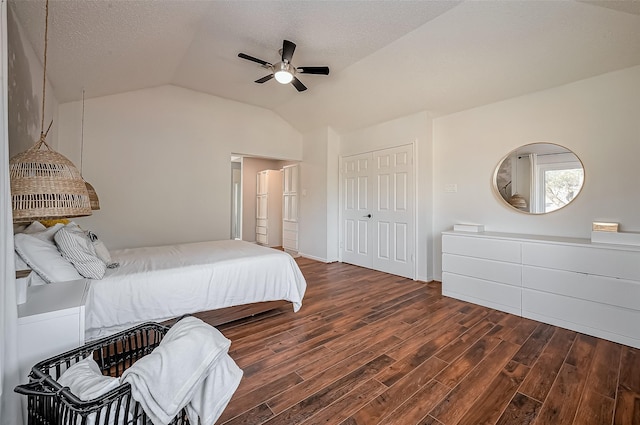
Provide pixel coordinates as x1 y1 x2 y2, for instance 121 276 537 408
338 141 418 280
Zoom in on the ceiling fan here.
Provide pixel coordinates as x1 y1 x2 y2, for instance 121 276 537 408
238 40 330 92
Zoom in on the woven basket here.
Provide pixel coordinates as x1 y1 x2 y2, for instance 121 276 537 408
10 138 92 223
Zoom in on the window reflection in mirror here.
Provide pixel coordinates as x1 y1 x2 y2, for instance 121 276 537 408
494 143 584 214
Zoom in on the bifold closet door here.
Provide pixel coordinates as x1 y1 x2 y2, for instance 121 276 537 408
342 145 415 279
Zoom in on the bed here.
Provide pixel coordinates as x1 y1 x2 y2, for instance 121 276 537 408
82 239 307 340
14 221 306 341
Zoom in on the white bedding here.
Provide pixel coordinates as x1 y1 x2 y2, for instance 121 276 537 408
84 240 306 340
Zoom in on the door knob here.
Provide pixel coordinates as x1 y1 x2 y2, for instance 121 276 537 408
363 214 372 218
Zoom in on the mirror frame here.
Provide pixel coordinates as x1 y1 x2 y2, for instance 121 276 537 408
492 142 585 215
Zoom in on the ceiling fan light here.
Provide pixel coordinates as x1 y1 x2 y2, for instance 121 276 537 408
274 69 293 84
274 62 294 84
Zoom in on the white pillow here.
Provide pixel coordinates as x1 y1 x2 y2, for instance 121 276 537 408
58 357 120 401
14 221 49 272
55 223 106 279
14 252 29 271
23 221 46 234
30 223 64 242
14 231 83 284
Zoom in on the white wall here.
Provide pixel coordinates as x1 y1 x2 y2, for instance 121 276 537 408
297 126 340 262
299 127 329 261
57 85 302 249
340 111 433 281
7 4 58 157
326 127 340 261
432 65 640 280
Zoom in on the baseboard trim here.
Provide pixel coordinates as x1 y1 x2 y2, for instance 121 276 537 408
298 252 330 263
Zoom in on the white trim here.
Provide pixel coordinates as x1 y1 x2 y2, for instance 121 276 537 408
298 252 331 263
412 139 418 281
1 0 23 421
338 155 343 263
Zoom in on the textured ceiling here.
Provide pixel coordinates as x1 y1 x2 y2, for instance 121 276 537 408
10 0 640 133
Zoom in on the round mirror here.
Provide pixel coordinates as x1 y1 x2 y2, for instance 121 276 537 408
493 143 584 214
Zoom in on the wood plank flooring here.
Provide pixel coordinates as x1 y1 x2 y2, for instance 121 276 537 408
196 258 640 425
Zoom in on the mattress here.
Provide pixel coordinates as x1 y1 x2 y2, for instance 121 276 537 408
84 240 306 340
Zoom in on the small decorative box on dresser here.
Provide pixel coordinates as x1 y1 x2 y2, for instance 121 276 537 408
17 279 88 380
442 231 640 348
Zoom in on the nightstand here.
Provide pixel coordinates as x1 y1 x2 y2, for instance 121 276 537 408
17 279 88 381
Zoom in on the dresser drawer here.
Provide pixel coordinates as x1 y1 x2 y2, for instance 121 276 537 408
443 253 521 287
442 272 521 315
523 266 640 311
522 289 640 348
442 234 521 263
522 242 640 281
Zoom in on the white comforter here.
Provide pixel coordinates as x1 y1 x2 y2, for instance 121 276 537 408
84 240 306 340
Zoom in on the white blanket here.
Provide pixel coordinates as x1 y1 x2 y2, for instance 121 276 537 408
120 317 242 425
84 240 307 340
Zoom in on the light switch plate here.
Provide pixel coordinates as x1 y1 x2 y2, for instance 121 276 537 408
444 184 458 193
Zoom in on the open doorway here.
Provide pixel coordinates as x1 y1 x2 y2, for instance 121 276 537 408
230 156 242 240
230 155 299 253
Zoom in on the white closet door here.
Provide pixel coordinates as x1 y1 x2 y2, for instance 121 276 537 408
342 153 373 268
371 145 414 278
341 145 415 279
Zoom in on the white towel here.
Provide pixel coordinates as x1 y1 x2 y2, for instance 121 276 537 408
185 353 243 425
57 357 124 425
121 317 241 425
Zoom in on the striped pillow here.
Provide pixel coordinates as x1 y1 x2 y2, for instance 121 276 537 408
54 223 106 279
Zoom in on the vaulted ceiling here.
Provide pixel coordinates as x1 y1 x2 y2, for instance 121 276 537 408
10 0 640 133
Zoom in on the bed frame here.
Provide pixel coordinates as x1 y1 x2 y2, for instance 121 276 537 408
166 300 290 328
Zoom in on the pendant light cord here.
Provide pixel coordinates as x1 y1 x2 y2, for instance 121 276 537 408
80 89 85 175
40 0 49 138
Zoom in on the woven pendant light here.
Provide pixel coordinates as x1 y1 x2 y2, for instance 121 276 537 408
9 0 91 223
85 181 100 210
508 193 528 210
10 137 92 222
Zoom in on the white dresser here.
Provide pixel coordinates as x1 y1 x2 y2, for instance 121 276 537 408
17 280 88 380
442 231 640 348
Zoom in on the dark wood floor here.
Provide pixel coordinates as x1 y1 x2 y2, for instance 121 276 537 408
197 258 640 425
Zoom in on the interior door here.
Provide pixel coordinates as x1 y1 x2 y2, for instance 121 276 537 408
342 145 415 279
342 152 373 268
371 145 414 278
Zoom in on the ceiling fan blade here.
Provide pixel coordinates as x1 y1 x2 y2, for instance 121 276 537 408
255 74 274 84
291 77 307 92
297 66 330 75
282 40 296 63
238 53 271 67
